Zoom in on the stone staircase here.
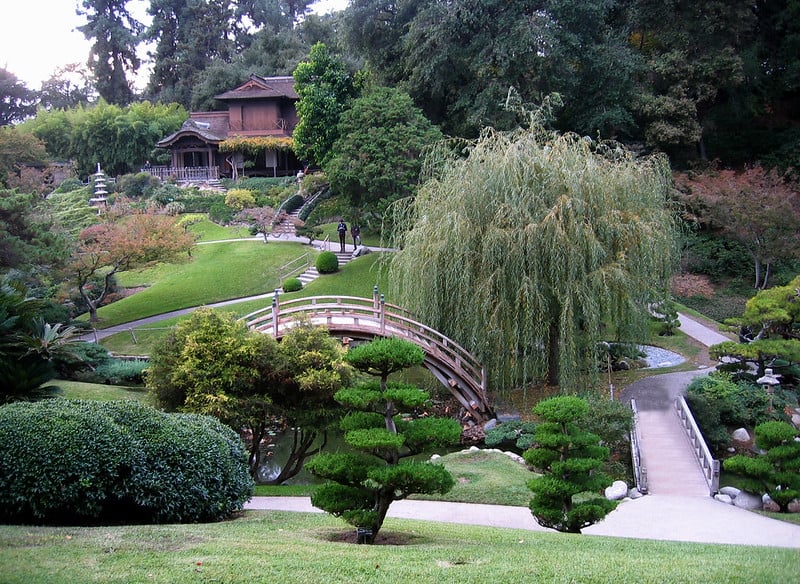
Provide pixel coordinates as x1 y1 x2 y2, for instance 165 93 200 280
270 204 357 291
293 251 352 288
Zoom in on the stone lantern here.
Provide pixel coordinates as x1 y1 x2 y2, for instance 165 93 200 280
756 368 781 411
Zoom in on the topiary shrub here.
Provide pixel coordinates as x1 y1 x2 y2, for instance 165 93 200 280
282 277 303 293
0 399 253 524
316 251 339 274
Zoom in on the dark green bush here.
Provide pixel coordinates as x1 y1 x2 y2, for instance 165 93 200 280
93 359 150 385
316 251 339 274
484 420 537 453
282 277 303 293
0 400 253 524
54 178 84 193
282 193 304 212
115 172 160 198
209 200 234 224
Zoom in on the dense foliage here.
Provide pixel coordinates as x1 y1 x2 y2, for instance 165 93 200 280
0 399 253 523
315 250 339 273
389 123 678 390
325 86 443 211
723 421 800 513
523 396 617 533
147 311 352 484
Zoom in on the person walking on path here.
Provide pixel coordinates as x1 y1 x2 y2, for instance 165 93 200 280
337 219 347 252
351 224 361 247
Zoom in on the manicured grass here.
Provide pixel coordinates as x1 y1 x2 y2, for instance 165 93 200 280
55 380 151 402
97 253 389 356
0 511 794 583
188 216 252 242
410 449 533 506
92 240 311 328
252 449 533 506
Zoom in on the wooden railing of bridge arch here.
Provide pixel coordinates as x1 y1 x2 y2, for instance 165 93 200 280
242 288 493 423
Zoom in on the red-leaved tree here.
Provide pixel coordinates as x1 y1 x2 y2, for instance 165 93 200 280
676 166 800 288
70 211 196 321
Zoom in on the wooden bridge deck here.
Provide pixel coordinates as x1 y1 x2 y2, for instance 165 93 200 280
243 292 492 423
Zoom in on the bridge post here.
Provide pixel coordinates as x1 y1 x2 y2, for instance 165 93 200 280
373 285 379 310
271 289 280 337
380 294 386 335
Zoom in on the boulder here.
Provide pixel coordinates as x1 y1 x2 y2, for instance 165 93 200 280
731 428 751 442
714 494 733 505
791 413 800 428
605 480 628 501
351 245 371 258
719 486 741 498
762 494 780 512
733 491 763 510
628 488 644 500
483 418 498 432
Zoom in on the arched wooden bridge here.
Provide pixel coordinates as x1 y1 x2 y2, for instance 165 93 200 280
242 288 493 423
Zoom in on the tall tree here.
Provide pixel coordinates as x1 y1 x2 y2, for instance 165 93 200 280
325 86 443 210
343 0 640 138
629 0 755 160
388 122 678 390
292 42 360 167
38 65 95 110
77 0 143 105
0 68 37 126
145 0 236 107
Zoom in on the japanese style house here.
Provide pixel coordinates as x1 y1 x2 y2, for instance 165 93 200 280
150 75 303 182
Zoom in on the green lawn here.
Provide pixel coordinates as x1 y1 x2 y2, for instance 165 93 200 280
187 216 252 242
56 380 150 402
92 240 311 328
98 252 389 355
0 511 794 584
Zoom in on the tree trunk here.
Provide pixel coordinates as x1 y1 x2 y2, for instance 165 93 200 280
265 428 327 485
547 322 560 387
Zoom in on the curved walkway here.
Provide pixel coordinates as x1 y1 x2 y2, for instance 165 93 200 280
244 495 800 548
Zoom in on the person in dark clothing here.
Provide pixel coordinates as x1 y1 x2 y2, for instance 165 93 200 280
351 224 361 247
337 220 347 252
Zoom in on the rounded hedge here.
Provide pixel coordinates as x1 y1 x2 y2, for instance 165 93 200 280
282 277 303 292
316 251 339 274
0 399 253 524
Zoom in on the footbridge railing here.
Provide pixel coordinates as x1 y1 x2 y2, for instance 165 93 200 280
676 396 720 495
242 288 492 423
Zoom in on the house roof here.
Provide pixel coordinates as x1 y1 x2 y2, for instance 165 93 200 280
156 115 227 147
214 74 299 101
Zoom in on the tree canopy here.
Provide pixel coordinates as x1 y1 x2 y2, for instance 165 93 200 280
325 86 443 210
388 122 678 390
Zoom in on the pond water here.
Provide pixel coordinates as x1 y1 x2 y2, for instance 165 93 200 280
639 345 685 369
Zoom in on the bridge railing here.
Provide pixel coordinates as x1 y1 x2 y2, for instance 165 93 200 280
675 396 720 495
629 399 648 494
242 290 489 414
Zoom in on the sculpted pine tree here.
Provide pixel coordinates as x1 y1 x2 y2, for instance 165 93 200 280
307 338 461 543
524 396 617 533
389 122 677 389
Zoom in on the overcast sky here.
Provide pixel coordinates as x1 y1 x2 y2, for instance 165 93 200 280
0 0 348 90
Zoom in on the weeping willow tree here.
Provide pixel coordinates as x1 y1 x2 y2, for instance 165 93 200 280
387 124 678 391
